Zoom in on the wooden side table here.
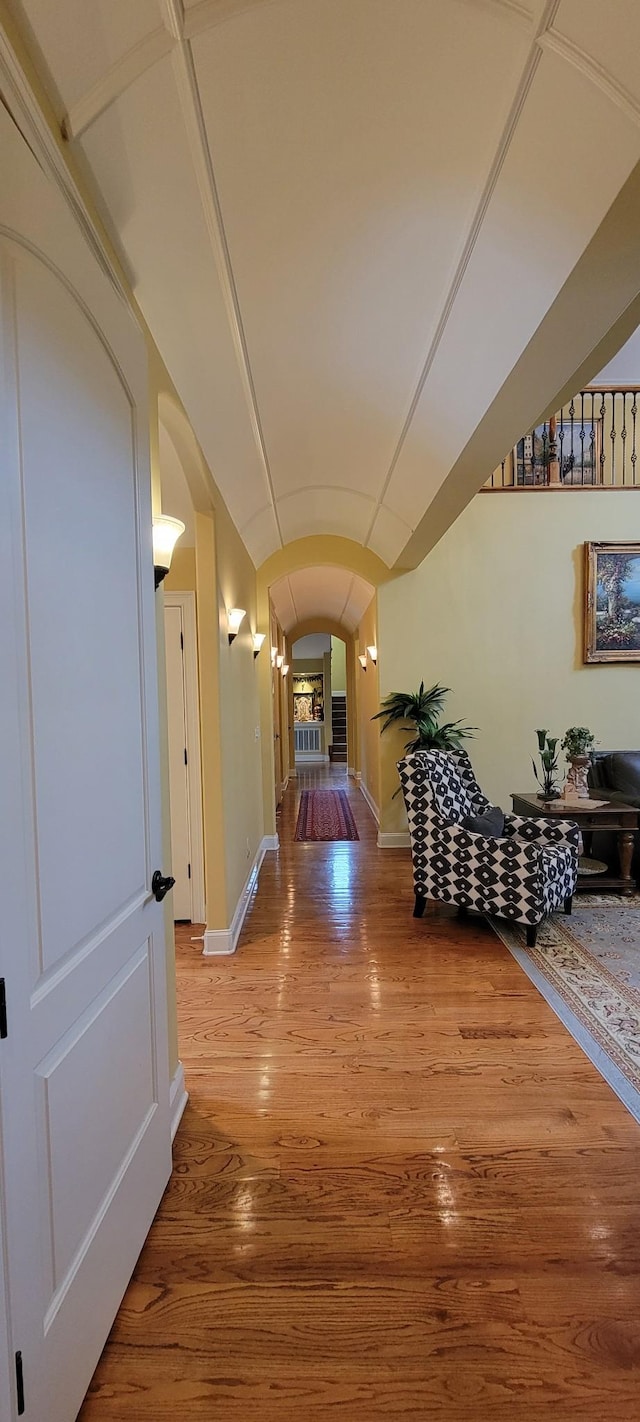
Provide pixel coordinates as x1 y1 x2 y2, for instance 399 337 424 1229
511 793 638 895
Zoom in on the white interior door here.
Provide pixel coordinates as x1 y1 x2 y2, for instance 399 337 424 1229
0 107 171 1421
164 602 194 920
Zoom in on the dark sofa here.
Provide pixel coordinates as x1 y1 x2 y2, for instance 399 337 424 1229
588 751 640 882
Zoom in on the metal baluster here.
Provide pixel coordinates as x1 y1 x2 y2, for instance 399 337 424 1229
589 391 596 484
628 395 634 489
600 394 607 485
621 391 628 487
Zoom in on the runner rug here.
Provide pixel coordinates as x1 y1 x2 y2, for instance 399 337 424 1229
489 895 640 1125
294 789 359 842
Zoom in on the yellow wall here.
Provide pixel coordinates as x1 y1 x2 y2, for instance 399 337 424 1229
356 597 381 817
213 500 264 918
378 490 640 832
331 636 347 691
165 545 196 592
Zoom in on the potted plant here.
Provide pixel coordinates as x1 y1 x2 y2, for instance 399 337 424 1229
532 729 561 800
372 682 475 777
561 725 595 799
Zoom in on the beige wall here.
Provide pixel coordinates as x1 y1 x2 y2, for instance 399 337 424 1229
378 490 640 832
165 545 196 592
356 596 381 816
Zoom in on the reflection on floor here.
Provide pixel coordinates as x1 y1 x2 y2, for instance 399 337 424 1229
79 766 640 1420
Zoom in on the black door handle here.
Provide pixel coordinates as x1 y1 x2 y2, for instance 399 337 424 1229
152 869 175 902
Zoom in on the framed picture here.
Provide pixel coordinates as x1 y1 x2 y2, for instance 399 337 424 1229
515 419 601 485
584 542 640 662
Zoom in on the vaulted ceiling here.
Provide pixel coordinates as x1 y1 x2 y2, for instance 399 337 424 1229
270 566 374 634
10 0 640 568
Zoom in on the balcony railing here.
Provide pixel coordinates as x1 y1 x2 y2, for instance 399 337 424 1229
483 389 640 490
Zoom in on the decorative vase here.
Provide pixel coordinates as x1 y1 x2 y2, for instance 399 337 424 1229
565 754 591 799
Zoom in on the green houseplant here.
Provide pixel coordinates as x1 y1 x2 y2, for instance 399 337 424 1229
372 682 475 754
532 729 561 800
561 725 596 799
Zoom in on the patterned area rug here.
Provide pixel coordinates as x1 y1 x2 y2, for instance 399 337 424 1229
294 789 359 842
489 896 640 1124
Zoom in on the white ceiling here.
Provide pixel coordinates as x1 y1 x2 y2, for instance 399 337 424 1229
270 566 374 634
12 0 640 567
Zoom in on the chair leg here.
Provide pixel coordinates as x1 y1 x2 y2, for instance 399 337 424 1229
564 895 573 916
413 892 427 919
526 923 538 948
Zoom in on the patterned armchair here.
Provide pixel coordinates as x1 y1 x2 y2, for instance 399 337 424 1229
397 749 579 946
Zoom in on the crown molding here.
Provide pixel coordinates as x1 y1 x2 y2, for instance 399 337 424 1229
539 29 640 130
0 22 130 305
63 27 174 140
162 0 283 548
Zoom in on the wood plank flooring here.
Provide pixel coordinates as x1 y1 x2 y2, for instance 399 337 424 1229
79 768 640 1420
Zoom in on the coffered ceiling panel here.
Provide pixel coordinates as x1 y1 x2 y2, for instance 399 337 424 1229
11 0 640 573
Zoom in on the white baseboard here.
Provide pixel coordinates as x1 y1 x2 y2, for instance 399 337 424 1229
359 779 380 825
377 830 411 849
295 752 329 764
169 1061 188 1142
203 836 273 955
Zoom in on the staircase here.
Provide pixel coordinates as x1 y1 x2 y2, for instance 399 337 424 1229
331 695 348 763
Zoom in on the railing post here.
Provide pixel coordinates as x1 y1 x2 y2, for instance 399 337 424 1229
547 412 561 484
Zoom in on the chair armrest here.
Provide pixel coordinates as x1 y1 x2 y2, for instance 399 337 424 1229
414 820 555 873
504 812 580 852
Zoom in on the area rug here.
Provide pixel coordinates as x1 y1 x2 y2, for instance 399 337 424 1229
294 789 359 842
488 896 640 1124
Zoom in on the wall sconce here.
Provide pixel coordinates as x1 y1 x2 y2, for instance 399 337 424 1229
281 663 289 676
253 633 266 659
367 644 378 665
276 653 284 669
271 645 278 666
227 607 246 645
153 515 185 589
358 653 367 671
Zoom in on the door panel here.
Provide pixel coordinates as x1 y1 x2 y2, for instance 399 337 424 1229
0 103 171 1422
15 257 147 971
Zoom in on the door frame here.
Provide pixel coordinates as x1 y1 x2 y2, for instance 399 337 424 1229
164 591 206 923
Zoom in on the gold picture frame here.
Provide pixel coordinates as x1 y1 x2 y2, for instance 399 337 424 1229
584 541 640 662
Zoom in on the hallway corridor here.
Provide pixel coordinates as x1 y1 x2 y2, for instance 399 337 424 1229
79 770 640 1420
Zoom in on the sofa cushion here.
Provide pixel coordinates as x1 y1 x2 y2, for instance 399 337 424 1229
461 806 505 837
606 752 640 802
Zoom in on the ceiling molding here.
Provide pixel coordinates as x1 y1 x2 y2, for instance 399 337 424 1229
286 574 300 625
275 484 377 508
363 0 560 548
539 29 640 130
338 574 357 626
61 0 534 142
184 0 282 42
162 0 283 547
0 21 131 305
62 27 175 140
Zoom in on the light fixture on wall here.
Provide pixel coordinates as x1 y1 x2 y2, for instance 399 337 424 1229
276 653 284 669
152 515 185 589
227 607 246 645
281 663 289 676
367 644 378 665
253 633 266 659
271 645 278 666
358 653 367 671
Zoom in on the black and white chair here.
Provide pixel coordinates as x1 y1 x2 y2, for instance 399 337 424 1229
397 749 579 946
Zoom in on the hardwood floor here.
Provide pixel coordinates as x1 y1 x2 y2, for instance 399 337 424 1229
79 768 640 1420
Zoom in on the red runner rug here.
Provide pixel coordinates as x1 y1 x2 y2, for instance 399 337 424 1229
294 789 360 842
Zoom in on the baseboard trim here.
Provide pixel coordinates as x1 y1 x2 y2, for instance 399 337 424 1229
377 831 411 849
203 836 274 955
170 1061 188 1142
295 753 329 764
359 779 380 825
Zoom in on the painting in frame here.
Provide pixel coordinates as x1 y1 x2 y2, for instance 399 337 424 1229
584 541 640 662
